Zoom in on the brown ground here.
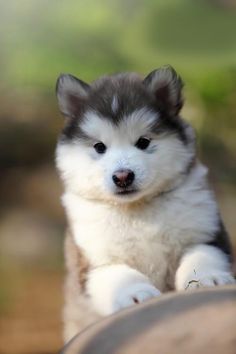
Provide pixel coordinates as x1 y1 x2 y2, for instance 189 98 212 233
0 268 63 354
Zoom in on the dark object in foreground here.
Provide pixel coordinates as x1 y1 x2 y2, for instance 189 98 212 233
61 286 236 354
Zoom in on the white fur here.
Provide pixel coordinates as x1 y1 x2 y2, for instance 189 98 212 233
61 162 231 292
175 244 235 290
56 108 195 202
81 108 158 144
56 110 235 316
87 264 161 315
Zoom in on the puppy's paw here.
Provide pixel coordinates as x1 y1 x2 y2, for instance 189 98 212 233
88 264 161 315
184 271 235 290
114 282 161 312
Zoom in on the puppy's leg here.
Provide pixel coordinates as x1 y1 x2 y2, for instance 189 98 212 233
63 231 100 343
175 244 235 290
87 264 161 316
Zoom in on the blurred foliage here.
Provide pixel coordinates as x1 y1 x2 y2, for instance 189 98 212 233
1 0 236 83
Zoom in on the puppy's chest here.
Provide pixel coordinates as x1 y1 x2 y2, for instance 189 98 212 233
67 197 189 273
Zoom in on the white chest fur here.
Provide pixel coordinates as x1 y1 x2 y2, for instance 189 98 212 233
62 165 219 290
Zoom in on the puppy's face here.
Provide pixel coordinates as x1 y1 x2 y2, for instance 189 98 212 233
56 67 195 203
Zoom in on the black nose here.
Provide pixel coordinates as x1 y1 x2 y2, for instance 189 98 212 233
112 169 135 188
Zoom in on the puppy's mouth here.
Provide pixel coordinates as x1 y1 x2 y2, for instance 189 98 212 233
115 189 138 196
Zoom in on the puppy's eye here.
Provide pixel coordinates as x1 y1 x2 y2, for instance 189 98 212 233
93 142 107 154
135 137 151 150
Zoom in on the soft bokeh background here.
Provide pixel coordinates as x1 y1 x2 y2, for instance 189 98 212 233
0 0 236 353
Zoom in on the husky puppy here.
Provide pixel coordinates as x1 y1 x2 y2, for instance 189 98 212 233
55 66 235 343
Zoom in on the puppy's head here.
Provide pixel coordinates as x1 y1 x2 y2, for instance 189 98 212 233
55 67 195 203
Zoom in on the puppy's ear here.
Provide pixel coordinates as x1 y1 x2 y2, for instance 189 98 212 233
143 66 184 116
56 74 90 118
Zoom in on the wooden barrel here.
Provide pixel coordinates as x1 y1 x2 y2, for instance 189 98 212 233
61 286 236 354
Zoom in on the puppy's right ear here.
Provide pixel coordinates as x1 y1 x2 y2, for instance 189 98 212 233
56 74 90 118
143 66 183 116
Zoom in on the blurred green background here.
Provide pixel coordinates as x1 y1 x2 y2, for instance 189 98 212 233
0 0 236 353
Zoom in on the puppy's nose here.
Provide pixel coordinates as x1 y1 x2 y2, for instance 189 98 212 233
112 169 135 188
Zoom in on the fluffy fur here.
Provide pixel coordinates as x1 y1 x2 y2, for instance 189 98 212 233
55 66 235 343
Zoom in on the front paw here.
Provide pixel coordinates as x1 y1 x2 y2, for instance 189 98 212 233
184 271 235 290
114 282 161 312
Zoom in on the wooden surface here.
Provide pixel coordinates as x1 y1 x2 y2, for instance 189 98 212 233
61 285 236 354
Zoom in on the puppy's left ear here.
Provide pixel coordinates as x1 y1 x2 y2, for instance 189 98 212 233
56 74 90 118
143 66 184 116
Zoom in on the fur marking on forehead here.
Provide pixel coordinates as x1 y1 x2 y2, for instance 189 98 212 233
111 95 118 114
80 108 158 142
121 108 158 135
